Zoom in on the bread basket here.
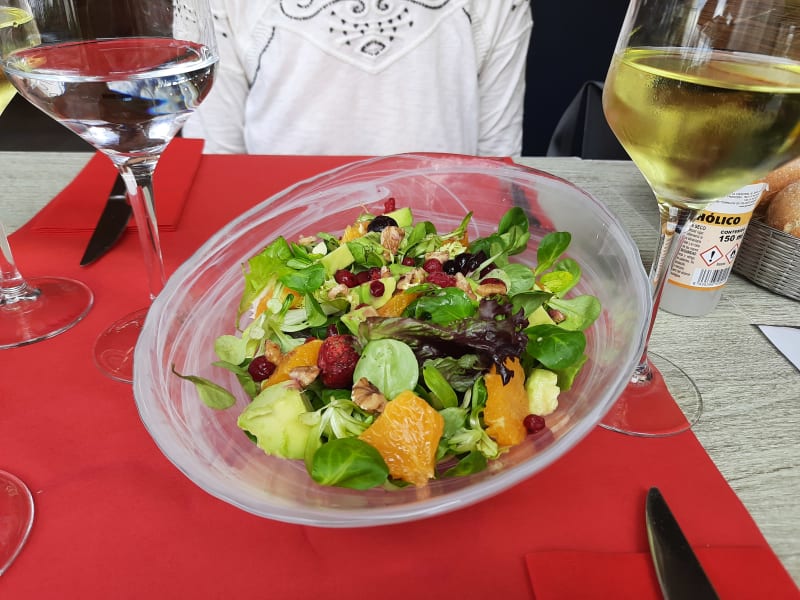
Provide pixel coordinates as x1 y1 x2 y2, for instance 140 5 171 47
733 217 800 300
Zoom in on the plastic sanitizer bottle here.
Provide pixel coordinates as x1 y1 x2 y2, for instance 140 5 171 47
660 182 766 317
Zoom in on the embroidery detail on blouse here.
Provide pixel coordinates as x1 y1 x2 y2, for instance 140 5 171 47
273 0 464 73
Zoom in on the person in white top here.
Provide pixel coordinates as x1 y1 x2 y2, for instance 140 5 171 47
183 0 533 156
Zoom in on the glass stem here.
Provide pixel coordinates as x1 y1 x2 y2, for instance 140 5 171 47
0 220 39 306
119 160 166 303
631 199 698 384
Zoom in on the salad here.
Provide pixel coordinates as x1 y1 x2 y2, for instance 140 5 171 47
179 198 601 490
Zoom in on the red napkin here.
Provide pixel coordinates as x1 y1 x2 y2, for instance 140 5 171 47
526 547 800 599
29 137 204 233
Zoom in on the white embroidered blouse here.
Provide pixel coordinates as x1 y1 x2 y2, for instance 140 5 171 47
183 0 532 156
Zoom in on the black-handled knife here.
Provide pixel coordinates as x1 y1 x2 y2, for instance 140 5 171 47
646 487 720 600
80 174 132 266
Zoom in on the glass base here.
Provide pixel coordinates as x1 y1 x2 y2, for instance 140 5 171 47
93 307 148 384
0 469 34 576
600 352 703 437
0 277 93 349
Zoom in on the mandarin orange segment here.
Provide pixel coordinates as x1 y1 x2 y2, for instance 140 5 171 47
262 338 324 388
341 221 368 242
253 285 302 318
483 358 529 447
359 390 444 486
376 291 421 317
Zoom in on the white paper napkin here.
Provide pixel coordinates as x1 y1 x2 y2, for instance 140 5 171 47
757 325 800 371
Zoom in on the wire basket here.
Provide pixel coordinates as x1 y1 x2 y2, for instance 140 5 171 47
733 217 800 300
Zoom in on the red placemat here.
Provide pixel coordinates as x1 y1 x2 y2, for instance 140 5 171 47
2 154 797 599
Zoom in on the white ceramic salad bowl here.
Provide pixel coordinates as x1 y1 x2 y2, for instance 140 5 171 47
133 153 651 527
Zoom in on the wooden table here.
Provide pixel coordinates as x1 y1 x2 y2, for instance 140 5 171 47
2 151 798 585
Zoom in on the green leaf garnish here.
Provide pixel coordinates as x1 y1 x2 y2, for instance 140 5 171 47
310 438 389 489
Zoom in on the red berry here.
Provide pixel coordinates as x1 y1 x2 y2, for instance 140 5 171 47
480 263 496 277
355 270 371 285
334 269 358 288
423 258 443 273
368 267 382 280
383 197 396 213
317 335 360 388
480 277 505 286
523 414 546 434
248 355 276 382
401 256 415 266
426 271 457 288
369 280 385 297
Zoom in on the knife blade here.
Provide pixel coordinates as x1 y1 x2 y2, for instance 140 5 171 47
80 173 132 266
646 487 720 600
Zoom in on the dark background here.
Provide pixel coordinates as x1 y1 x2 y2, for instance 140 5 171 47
522 0 629 155
0 1 630 156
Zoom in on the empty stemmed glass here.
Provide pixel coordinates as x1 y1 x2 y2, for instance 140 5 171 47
0 2 92 349
0 0 218 381
601 0 800 436
0 468 34 575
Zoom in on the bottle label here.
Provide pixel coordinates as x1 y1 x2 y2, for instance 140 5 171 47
668 183 766 291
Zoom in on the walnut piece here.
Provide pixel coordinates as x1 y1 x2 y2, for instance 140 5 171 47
351 377 387 414
263 341 282 364
380 226 405 257
455 272 477 300
327 283 350 300
425 250 450 263
397 267 427 290
476 279 508 297
288 366 320 389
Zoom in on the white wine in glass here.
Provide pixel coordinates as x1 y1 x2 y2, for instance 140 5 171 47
0 2 92 349
1 0 218 381
601 0 800 436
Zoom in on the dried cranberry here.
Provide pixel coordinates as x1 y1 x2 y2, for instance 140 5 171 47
367 215 398 233
334 269 358 288
248 355 276 382
368 266 382 280
480 277 505 286
383 197 396 213
523 414 546 434
369 280 385 297
355 270 371 285
479 263 497 278
401 256 416 266
317 334 360 388
422 258 443 273
427 271 457 288
326 324 339 337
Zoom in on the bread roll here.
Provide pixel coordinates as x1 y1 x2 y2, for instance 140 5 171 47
766 180 800 237
758 157 800 214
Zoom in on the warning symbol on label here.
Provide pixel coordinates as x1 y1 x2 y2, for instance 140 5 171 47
726 244 739 264
700 245 724 266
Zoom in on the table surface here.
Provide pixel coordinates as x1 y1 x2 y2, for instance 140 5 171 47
2 151 798 585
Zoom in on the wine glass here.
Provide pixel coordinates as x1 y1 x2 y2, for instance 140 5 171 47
601 0 800 436
0 2 92 349
0 468 34 575
0 0 218 381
